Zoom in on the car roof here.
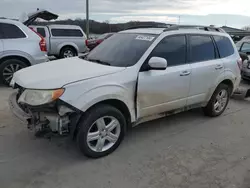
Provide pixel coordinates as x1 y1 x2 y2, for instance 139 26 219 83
119 27 230 37
0 18 23 25
120 28 165 35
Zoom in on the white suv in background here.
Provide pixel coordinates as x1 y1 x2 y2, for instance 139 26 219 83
9 25 241 158
0 19 48 85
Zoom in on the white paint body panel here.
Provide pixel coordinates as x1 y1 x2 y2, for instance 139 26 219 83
11 28 241 124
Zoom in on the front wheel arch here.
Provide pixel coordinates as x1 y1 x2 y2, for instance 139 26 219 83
74 99 132 139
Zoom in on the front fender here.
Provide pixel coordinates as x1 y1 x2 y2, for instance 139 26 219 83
62 84 136 122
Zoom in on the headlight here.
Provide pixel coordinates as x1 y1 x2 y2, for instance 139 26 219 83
18 89 65 106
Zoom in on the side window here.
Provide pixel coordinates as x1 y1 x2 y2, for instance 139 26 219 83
189 35 216 63
148 35 186 67
51 29 83 37
240 43 250 53
0 23 26 39
37 28 46 37
213 36 234 58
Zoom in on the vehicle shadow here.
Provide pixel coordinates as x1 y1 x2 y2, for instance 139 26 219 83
30 108 207 161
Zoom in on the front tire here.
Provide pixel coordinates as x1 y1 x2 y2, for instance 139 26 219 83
203 84 230 117
0 59 27 86
77 104 126 158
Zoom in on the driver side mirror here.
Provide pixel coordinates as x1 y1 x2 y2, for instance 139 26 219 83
148 57 167 70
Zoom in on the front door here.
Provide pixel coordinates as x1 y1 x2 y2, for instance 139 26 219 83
137 35 191 118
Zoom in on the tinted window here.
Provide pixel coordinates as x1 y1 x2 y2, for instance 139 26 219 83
85 33 157 67
0 23 26 39
189 35 215 63
148 35 186 67
241 42 250 53
37 28 46 37
51 29 83 37
214 36 234 58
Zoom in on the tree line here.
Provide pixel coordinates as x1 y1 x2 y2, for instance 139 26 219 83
34 19 168 34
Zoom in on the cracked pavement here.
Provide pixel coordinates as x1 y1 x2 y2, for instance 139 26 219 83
1 84 250 188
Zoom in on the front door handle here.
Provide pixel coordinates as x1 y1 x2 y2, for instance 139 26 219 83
215 65 223 70
180 70 191 76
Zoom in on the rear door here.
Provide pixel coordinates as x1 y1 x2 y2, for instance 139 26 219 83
187 35 224 106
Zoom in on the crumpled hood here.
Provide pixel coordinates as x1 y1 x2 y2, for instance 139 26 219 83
11 57 126 89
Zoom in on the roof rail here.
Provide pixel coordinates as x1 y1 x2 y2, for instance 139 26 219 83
163 25 225 33
125 24 174 30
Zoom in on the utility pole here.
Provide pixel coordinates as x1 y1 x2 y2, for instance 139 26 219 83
86 0 89 39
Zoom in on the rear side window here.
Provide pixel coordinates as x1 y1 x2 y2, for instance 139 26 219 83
149 35 186 67
37 28 46 37
51 29 83 37
0 23 26 39
189 35 215 63
213 36 234 58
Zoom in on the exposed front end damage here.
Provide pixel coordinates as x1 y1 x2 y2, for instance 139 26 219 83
9 87 81 137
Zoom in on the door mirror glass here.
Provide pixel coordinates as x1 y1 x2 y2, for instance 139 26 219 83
148 57 167 70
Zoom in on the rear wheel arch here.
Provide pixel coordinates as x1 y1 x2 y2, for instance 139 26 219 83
220 79 234 95
0 55 31 66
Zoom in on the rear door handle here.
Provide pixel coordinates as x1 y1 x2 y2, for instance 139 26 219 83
215 65 223 70
180 70 191 76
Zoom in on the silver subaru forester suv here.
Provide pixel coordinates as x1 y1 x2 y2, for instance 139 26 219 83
0 15 49 85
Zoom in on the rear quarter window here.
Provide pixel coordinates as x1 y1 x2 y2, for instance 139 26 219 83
37 28 46 37
213 36 235 58
0 23 26 39
51 28 83 37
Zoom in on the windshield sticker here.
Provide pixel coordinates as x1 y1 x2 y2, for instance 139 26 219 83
135 35 155 41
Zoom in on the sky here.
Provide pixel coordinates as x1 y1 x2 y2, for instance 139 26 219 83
1 0 250 28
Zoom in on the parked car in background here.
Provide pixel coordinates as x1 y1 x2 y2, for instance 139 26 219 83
9 25 241 158
86 33 114 51
0 18 48 85
31 25 88 58
236 40 250 80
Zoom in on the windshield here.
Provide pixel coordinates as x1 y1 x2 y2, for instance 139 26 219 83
85 33 157 67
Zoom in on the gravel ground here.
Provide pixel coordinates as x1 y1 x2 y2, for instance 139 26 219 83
1 83 250 188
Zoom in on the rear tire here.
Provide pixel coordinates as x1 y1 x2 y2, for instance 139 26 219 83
203 84 230 117
0 59 27 86
77 104 126 158
59 47 77 59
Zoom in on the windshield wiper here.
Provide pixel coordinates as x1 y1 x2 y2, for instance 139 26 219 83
87 59 111 66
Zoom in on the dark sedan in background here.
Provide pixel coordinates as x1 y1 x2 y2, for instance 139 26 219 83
86 33 114 51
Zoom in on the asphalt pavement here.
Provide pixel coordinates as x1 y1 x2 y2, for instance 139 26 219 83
1 84 250 188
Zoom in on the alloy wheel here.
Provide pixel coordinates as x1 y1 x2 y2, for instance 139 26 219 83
213 89 228 113
63 50 74 58
3 64 22 84
87 116 121 152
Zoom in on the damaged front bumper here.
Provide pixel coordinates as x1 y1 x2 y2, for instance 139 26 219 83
9 91 80 137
